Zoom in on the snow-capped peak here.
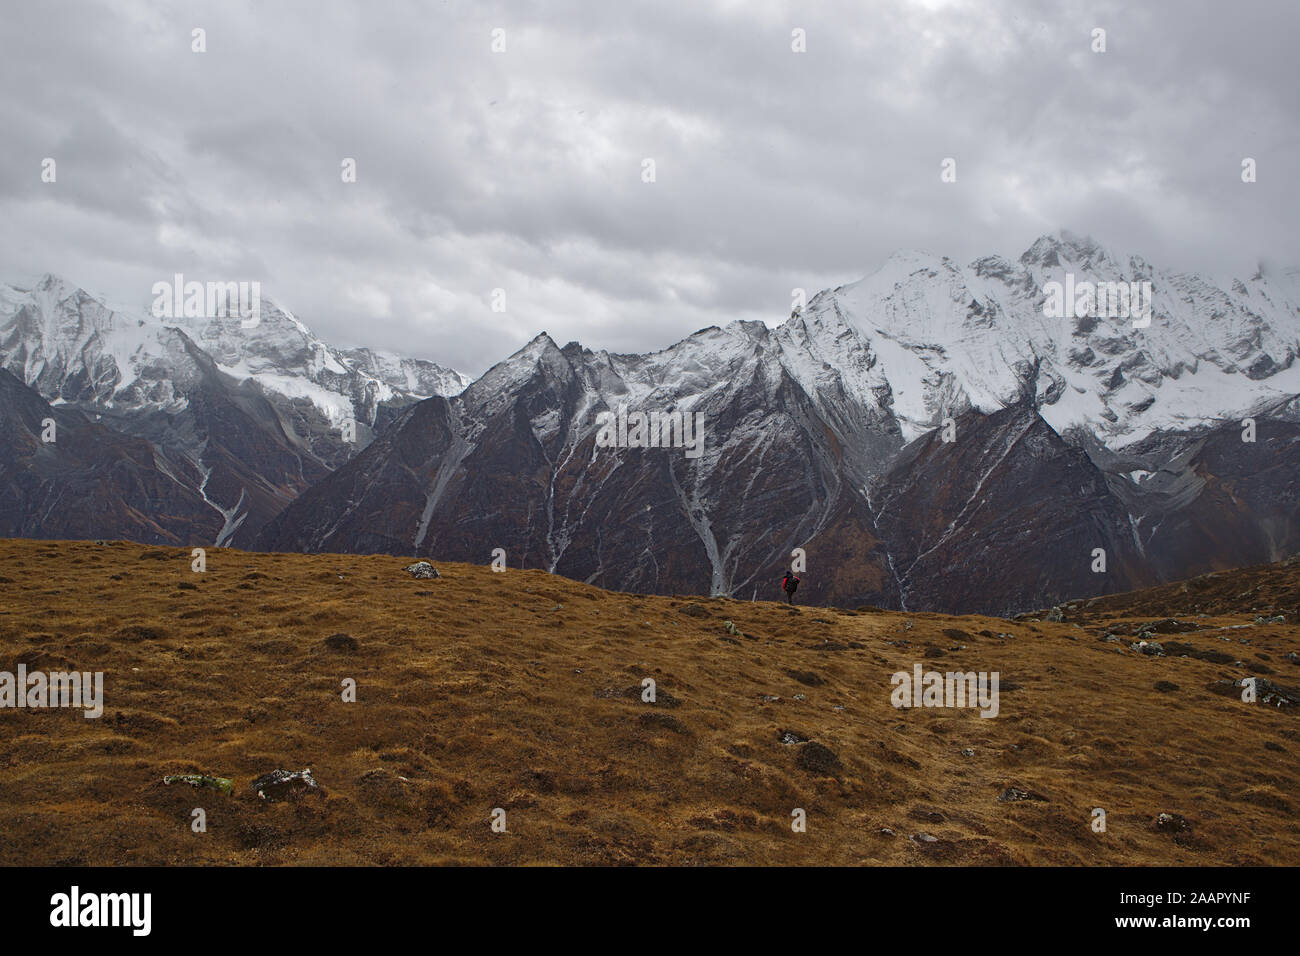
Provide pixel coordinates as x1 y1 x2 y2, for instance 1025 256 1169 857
807 234 1300 446
0 274 471 425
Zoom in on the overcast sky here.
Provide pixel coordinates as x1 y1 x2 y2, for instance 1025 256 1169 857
2 0 1297 376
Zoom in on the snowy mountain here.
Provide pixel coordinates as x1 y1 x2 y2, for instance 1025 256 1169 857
817 231 1300 446
0 366 222 545
5 235 1299 613
0 274 469 546
261 232 1300 614
0 274 468 425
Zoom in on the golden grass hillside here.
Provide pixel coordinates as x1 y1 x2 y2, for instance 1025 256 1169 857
0 538 1297 866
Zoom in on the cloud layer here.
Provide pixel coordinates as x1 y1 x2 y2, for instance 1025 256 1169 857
2 0 1296 375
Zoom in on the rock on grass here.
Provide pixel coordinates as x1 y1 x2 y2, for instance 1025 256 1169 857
323 633 358 652
795 741 842 775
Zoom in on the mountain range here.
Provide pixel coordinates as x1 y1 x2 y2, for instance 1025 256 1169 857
5 231 1299 614
0 275 467 547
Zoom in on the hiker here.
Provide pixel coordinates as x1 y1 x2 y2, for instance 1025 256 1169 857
781 571 800 604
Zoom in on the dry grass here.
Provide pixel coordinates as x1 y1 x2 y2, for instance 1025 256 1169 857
0 538 1297 866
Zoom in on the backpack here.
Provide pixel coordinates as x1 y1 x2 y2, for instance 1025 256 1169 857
784 574 799 593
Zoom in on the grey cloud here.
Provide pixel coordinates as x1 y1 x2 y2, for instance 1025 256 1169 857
0 0 1296 377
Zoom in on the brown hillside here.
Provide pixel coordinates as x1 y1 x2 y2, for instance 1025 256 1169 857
0 538 1297 866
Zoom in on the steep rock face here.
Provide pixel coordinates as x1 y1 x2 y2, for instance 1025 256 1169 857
259 233 1300 615
0 274 467 544
0 369 221 544
1104 414 1300 581
8 233 1300 614
260 325 906 603
869 403 1153 615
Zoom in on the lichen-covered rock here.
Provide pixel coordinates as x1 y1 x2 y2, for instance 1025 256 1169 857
164 773 233 796
251 768 324 801
404 562 440 579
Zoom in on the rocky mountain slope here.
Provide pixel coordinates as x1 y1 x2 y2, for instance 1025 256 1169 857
4 234 1299 613
0 274 468 546
0 369 221 544
261 233 1300 614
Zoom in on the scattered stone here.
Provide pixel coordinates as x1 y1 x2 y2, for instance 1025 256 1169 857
1154 680 1180 693
909 806 945 823
997 787 1049 803
164 773 233 796
795 741 842 775
1206 677 1300 710
1255 615 1286 625
778 730 808 745
177 581 198 591
760 694 780 703
911 832 939 843
793 693 806 701
1044 607 1064 623
811 640 850 651
403 562 440 579
1130 640 1165 656
923 645 945 658
356 768 421 808
961 748 975 757
1140 618 1198 635
723 620 741 636
1150 812 1191 834
879 827 895 836
323 633 358 652
251 768 324 802
1257 679 1300 709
